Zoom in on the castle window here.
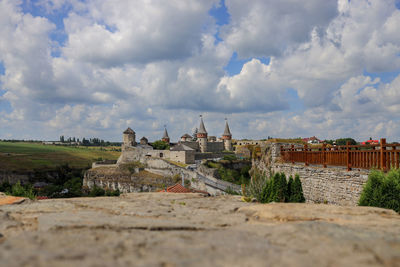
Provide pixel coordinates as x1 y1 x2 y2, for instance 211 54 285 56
160 153 163 158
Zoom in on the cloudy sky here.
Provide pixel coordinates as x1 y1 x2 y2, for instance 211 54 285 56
1 0 400 142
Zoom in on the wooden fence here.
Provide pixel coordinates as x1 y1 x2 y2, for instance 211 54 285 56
280 138 400 171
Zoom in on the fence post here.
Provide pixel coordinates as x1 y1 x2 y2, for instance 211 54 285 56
304 144 309 166
322 143 327 168
291 144 294 164
346 141 351 171
380 138 386 172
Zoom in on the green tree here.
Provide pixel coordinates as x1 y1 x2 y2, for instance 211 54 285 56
63 177 83 197
286 175 294 202
359 170 400 212
290 174 305 203
10 182 35 199
151 140 170 150
335 138 357 146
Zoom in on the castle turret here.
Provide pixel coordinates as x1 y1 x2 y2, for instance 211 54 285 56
123 127 136 147
140 136 148 145
222 119 232 151
161 127 170 144
197 116 208 153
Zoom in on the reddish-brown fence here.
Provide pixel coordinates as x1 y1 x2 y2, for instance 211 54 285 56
280 138 400 171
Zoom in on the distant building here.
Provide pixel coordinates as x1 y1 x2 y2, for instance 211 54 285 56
118 116 234 164
361 139 379 145
303 136 322 144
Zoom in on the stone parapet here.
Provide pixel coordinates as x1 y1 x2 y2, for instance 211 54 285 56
271 163 369 206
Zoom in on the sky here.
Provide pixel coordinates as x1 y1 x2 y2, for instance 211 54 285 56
1 0 400 142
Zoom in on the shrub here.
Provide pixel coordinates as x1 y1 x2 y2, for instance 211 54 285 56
359 170 400 213
222 154 237 161
63 177 83 197
151 140 170 150
248 170 305 203
89 185 105 197
10 182 36 200
105 189 120 196
0 181 12 193
286 176 294 202
225 187 240 195
246 168 268 201
290 174 305 203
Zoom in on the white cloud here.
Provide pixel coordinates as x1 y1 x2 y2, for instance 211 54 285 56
221 0 338 58
0 0 400 142
62 0 219 66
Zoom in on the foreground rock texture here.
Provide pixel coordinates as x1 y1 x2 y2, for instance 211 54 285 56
0 194 399 267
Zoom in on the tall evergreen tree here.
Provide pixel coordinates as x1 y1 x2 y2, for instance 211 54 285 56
286 175 294 202
290 174 305 203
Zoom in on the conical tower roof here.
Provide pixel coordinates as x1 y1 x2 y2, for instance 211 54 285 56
223 120 232 137
198 116 207 134
162 127 169 139
123 127 135 134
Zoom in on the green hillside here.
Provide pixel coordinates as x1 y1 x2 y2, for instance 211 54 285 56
0 142 120 171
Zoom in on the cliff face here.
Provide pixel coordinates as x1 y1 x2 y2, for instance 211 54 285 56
0 193 399 266
83 165 178 193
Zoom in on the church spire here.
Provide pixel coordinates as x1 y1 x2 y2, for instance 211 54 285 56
198 115 207 135
223 118 232 137
162 125 170 143
162 127 169 139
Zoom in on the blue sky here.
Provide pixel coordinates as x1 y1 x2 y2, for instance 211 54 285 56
1 0 400 142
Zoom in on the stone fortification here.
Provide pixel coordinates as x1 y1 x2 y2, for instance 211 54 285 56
179 141 199 150
194 152 235 161
206 142 224 153
84 166 178 193
271 163 369 206
252 142 370 206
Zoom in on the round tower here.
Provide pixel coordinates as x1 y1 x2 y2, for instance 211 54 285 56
123 127 136 147
161 127 170 144
222 119 232 151
197 115 208 153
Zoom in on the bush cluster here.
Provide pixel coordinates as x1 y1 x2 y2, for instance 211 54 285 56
0 182 36 199
87 185 120 197
0 164 120 199
205 160 251 185
247 170 305 203
359 169 400 213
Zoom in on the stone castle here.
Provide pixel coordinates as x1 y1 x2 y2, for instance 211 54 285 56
117 117 233 165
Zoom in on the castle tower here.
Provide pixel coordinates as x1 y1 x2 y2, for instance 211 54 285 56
197 115 208 153
123 127 136 147
161 127 170 143
222 119 232 151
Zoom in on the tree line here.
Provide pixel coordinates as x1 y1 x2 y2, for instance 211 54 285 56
59 136 121 146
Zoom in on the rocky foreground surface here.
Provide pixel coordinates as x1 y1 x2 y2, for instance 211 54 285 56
0 193 399 267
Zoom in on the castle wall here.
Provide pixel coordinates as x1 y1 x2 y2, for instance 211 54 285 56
169 150 195 164
206 141 224 153
271 163 369 206
194 152 235 160
123 133 135 146
179 141 199 151
236 140 266 146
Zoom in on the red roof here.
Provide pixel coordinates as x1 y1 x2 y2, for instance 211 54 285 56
361 140 379 145
165 183 193 193
159 183 210 195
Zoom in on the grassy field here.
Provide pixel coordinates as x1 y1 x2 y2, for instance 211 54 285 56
0 142 121 171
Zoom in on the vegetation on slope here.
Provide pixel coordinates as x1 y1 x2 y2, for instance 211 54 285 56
0 141 120 171
247 169 305 203
0 164 120 199
204 155 252 185
359 169 400 213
